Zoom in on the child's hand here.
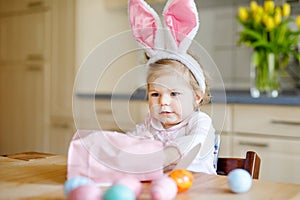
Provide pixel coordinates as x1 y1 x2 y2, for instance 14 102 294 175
163 144 182 169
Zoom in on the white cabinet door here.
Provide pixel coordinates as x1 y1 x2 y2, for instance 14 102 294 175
49 0 75 118
0 0 49 13
233 104 300 138
0 2 49 154
49 116 75 155
47 0 75 155
0 11 48 62
232 104 300 184
0 64 45 154
233 135 300 184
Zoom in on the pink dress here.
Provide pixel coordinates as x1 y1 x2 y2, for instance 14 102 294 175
128 111 217 174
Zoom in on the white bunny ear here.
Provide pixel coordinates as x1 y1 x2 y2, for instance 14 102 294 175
129 0 164 57
163 0 199 52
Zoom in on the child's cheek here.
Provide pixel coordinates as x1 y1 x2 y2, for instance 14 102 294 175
179 97 195 117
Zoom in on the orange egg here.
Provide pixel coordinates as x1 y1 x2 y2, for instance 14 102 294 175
168 169 194 193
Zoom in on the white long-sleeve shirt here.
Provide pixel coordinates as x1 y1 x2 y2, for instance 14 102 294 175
128 110 217 174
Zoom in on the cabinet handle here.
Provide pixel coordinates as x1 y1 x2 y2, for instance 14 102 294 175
239 141 269 148
51 123 70 129
27 1 43 8
26 54 44 61
271 119 300 126
26 65 43 71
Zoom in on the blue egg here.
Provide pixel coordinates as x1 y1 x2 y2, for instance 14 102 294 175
103 184 135 200
228 169 252 193
64 176 94 196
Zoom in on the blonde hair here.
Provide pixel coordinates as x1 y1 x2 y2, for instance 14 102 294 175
147 59 211 106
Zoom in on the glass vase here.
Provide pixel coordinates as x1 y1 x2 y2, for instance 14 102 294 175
250 51 280 98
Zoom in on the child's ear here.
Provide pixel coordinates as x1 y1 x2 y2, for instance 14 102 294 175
195 89 204 105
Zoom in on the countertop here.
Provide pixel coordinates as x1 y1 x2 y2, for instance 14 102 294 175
76 89 300 106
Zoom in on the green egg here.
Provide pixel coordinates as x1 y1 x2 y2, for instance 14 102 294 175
103 184 135 200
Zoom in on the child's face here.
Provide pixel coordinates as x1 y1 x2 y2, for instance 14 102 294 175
148 73 200 129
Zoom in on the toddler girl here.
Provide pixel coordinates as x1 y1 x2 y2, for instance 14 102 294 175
129 59 217 174
128 0 218 174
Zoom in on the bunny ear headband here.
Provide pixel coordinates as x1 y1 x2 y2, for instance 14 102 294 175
129 0 206 91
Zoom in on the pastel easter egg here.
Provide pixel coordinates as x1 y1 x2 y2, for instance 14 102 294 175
150 176 178 200
228 169 252 193
69 184 102 200
103 184 135 200
168 169 194 193
114 176 142 197
64 176 94 196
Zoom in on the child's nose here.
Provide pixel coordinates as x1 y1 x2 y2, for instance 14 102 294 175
160 94 171 105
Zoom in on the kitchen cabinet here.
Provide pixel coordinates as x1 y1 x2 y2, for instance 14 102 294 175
232 104 300 184
0 11 48 61
0 2 50 154
0 0 75 155
48 116 74 155
47 0 75 155
0 0 50 13
49 0 74 118
233 134 300 184
0 63 45 153
233 104 300 138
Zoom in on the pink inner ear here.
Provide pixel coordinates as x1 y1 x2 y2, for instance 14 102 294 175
164 0 197 47
130 0 157 50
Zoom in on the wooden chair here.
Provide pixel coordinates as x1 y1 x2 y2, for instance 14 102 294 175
216 151 261 179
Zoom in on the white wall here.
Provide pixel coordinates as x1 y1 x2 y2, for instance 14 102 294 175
75 0 146 93
75 0 129 67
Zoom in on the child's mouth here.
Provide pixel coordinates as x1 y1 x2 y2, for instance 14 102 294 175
160 111 172 115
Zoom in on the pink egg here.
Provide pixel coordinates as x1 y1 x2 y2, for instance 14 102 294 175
69 184 102 200
114 176 142 197
150 176 178 200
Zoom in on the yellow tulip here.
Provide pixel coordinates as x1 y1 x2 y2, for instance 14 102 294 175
254 14 263 24
275 6 281 15
264 0 275 13
257 6 264 15
296 16 300 27
263 13 269 25
274 12 282 25
265 16 275 30
282 3 291 17
238 7 248 21
253 6 263 18
250 1 258 12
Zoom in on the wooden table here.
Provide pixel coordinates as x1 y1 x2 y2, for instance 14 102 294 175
0 152 300 200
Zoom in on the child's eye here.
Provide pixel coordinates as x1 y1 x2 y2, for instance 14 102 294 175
150 93 160 97
170 92 180 96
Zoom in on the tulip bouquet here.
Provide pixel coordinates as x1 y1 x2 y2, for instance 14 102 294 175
237 0 300 97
